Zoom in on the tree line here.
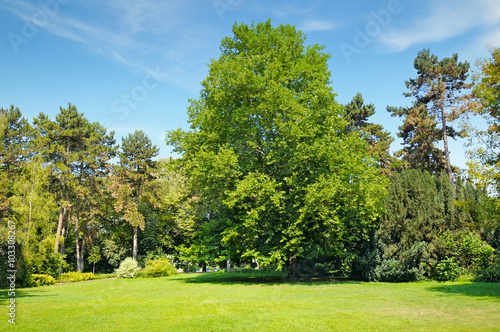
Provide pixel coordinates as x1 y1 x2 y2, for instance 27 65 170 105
1 21 499 286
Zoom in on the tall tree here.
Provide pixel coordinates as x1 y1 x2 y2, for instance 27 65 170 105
112 130 159 261
344 93 394 171
167 20 387 277
389 49 472 190
72 121 116 271
465 46 500 229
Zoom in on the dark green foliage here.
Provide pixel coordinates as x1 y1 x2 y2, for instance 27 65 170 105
433 257 461 281
353 169 494 282
0 239 29 288
345 93 395 171
476 261 500 282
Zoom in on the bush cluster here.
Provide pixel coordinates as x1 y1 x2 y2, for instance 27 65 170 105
26 274 56 287
139 258 178 278
58 272 95 283
476 262 500 282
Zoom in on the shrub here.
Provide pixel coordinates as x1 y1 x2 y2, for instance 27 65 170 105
26 274 56 287
433 257 461 281
140 258 178 278
476 263 500 282
115 257 140 278
58 272 95 283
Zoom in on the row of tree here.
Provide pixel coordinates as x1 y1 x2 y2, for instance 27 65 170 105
1 21 499 285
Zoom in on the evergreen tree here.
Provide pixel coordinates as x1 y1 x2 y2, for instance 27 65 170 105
344 93 395 171
389 49 472 190
112 130 159 261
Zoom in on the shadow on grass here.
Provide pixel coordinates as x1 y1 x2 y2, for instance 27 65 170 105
0 288 55 305
173 271 361 286
427 283 500 299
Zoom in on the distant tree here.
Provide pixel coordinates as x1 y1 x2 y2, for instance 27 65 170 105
87 246 101 274
0 106 31 217
344 93 395 172
112 130 159 261
167 20 387 277
389 49 472 190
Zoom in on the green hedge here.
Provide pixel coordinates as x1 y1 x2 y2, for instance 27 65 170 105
26 274 56 287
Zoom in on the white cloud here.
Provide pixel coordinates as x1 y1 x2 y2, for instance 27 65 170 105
379 0 500 51
299 19 339 32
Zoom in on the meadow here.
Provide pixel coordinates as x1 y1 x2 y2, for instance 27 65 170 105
1 272 499 331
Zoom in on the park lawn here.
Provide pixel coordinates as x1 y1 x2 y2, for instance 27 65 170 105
1 272 499 331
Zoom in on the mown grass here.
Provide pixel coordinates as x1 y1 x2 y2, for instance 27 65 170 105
1 272 499 331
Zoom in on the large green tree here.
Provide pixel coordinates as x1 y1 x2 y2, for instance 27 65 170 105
167 20 387 276
389 49 472 189
112 130 159 261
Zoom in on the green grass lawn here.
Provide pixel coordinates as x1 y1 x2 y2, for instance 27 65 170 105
1 272 499 331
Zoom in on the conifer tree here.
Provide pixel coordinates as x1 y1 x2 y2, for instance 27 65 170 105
112 130 159 261
389 49 472 190
345 93 394 171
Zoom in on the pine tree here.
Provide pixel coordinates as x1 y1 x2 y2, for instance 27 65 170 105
345 93 394 171
389 49 472 190
112 130 159 261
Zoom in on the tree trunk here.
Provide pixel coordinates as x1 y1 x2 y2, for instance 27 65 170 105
60 213 68 256
133 189 139 261
75 213 82 272
227 259 231 272
54 206 66 252
80 222 86 272
441 110 456 194
132 226 138 261
287 256 300 278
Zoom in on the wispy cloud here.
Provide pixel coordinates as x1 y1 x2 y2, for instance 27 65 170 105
3 0 216 87
299 19 339 32
379 0 500 51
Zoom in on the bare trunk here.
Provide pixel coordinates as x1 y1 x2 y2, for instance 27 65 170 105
75 212 82 272
54 206 66 252
60 213 68 256
287 256 300 278
133 191 139 261
441 110 455 194
227 259 231 272
132 226 138 261
79 223 86 272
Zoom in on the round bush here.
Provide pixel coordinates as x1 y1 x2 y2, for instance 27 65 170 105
115 257 140 278
140 258 178 278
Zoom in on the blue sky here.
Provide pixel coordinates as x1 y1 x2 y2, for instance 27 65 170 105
1 0 499 169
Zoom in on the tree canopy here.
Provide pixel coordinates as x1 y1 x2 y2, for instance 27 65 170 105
167 20 387 276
